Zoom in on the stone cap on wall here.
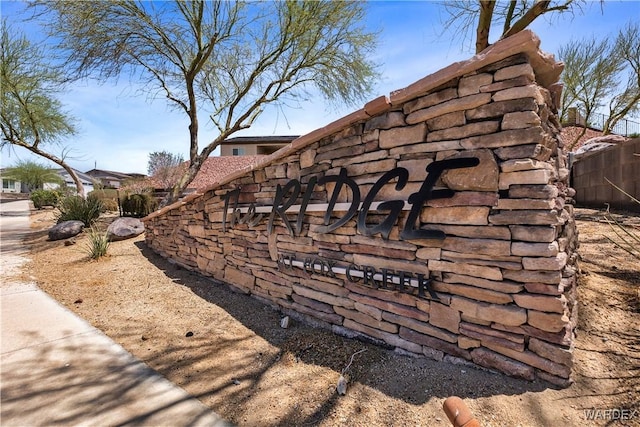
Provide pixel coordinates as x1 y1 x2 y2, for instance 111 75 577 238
144 29 563 222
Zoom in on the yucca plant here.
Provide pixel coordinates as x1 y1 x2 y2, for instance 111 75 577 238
84 227 110 260
56 195 104 227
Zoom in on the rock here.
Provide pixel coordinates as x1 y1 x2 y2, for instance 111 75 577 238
106 217 145 241
49 220 84 241
528 310 570 332
470 347 535 380
494 63 535 82
379 123 427 149
429 302 461 333
574 134 627 155
336 375 348 395
280 316 290 329
501 111 541 130
441 149 499 192
529 337 573 367
407 93 491 124
449 296 527 326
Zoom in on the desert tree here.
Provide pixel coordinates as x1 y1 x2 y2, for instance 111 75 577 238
3 160 63 191
0 20 85 196
602 22 640 135
440 0 593 53
33 0 380 205
558 36 624 148
559 21 639 147
148 150 185 190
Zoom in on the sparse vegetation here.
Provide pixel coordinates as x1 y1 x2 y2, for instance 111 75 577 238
148 151 185 190
0 22 85 196
84 226 109 259
36 1 380 206
3 160 63 191
30 189 60 209
88 189 119 212
120 192 155 218
23 206 640 426
56 194 103 226
603 178 640 260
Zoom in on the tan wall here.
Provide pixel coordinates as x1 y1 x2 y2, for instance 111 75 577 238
220 145 258 156
1 179 21 193
144 31 578 386
220 143 287 156
572 139 640 211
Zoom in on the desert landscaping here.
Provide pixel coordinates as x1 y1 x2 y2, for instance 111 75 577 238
10 205 638 427
2 2 640 425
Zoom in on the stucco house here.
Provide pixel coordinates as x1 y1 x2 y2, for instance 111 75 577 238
85 169 146 189
0 169 25 193
219 135 297 156
43 168 96 194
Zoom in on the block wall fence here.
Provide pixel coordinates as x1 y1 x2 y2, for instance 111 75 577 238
143 31 579 386
572 138 640 211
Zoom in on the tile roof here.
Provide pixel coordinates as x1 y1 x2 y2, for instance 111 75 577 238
560 126 604 152
221 136 298 145
187 156 265 190
85 169 145 180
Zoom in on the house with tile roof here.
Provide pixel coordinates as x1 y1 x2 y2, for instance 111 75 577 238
219 135 298 156
85 169 146 189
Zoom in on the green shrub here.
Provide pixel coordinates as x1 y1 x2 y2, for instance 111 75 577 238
84 227 110 259
57 195 104 227
120 192 156 218
30 189 59 209
89 189 120 212
102 199 120 212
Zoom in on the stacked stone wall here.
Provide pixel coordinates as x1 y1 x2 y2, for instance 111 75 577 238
144 31 578 386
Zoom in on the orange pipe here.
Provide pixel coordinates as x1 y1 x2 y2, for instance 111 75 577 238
443 396 480 427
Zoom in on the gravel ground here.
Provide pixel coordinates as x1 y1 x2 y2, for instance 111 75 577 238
16 207 640 426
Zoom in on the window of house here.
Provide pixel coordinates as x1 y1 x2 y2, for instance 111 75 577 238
232 147 245 156
3 179 15 189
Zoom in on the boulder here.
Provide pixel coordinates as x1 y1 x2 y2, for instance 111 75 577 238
49 221 84 241
574 134 627 155
107 217 145 241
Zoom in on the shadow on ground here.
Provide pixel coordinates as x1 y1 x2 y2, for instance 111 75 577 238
129 241 556 423
0 320 220 426
18 207 639 426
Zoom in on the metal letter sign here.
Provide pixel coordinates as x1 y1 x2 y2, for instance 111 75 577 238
223 157 480 241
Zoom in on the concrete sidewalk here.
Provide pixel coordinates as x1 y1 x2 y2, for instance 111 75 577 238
1 200 230 426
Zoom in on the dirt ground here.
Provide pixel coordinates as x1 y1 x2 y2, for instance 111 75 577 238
14 207 640 426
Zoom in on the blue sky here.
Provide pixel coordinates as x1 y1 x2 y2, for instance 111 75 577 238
1 1 638 175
